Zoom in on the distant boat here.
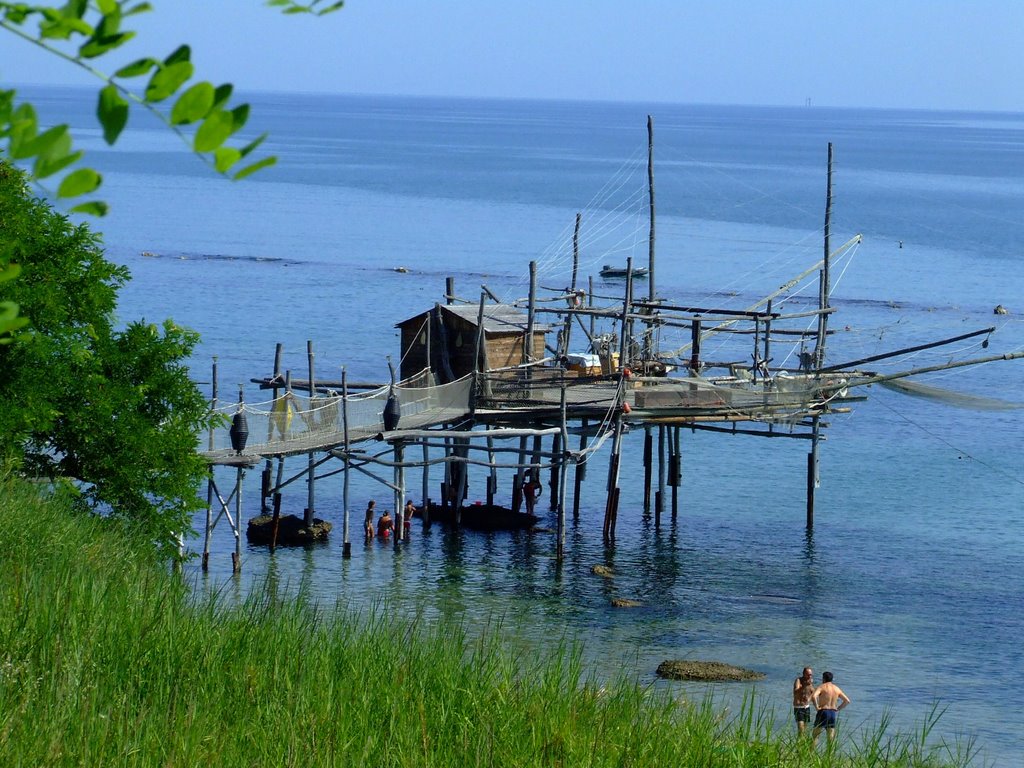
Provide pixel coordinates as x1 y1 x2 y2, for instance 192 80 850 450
600 264 649 279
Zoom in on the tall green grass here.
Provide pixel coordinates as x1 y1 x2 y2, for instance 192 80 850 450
0 473 980 767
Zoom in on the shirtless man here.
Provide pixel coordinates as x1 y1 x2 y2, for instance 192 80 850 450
377 509 394 539
812 671 851 746
792 667 815 734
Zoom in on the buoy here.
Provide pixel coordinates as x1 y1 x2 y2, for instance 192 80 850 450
229 411 249 454
623 402 632 414
383 388 401 431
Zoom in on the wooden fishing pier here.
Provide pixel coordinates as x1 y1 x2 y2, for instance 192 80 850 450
199 125 1023 572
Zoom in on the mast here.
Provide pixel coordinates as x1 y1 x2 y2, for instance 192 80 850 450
814 142 833 369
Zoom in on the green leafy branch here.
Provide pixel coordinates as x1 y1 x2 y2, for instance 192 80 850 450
0 1 344 214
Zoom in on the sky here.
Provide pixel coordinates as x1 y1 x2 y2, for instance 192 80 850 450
2 0 1023 112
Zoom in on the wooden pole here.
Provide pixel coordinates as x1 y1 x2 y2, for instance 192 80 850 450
807 414 820 529
647 115 656 305
486 432 496 507
573 418 587 521
341 367 351 558
671 426 680 521
656 425 665 527
305 340 316 527
422 438 431 529
642 427 653 516
232 465 243 573
526 261 537 366
445 276 455 305
203 356 218 571
262 343 283 512
556 384 568 561
394 440 405 548
814 143 833 369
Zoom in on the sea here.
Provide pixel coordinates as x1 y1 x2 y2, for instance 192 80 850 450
22 86 1024 765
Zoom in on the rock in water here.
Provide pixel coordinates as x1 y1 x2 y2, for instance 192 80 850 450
655 660 765 682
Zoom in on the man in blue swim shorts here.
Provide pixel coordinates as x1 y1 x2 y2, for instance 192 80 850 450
812 671 851 747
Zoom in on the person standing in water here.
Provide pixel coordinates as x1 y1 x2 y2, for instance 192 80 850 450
792 666 815 735
812 671 851 747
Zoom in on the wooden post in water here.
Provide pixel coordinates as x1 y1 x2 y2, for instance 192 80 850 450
573 418 588 521
642 427 653 516
262 343 283 512
807 415 820 529
548 430 561 511
304 340 316 528
341 367 351 558
421 439 431 529
232 464 243 573
394 440 405 548
203 356 218 571
656 425 666 527
556 384 568 561
445 276 455 305
486 432 497 507
671 426 681 521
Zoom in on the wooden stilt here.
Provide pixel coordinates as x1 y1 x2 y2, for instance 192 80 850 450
556 385 568 561
671 426 680 521
270 492 282 551
262 343 282 512
304 340 316 527
394 440 405 548
232 465 243 573
573 418 588 521
341 368 351 558
656 424 666 527
202 356 218 571
548 430 561 511
486 433 496 507
807 414 820 529
642 426 653 516
422 439 431 528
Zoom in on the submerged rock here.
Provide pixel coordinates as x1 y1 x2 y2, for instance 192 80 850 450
591 564 614 578
655 660 765 682
611 598 641 608
994 304 1009 315
246 514 332 546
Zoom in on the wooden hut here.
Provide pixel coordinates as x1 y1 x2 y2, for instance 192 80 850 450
396 304 549 382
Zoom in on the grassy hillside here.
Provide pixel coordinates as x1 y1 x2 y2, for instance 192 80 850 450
0 474 975 767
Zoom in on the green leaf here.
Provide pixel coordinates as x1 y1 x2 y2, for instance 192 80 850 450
211 83 233 111
213 146 241 173
124 2 154 17
35 148 83 181
22 123 67 159
115 57 158 78
164 44 192 66
57 168 102 198
97 0 118 13
97 84 129 144
80 31 135 59
193 110 233 152
145 61 194 103
238 132 267 159
233 155 276 180
170 82 214 125
229 103 249 132
68 200 110 216
8 104 38 160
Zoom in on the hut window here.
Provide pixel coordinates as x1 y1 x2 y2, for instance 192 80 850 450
455 332 464 348
418 330 427 345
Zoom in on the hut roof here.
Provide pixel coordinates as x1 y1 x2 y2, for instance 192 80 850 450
397 304 551 334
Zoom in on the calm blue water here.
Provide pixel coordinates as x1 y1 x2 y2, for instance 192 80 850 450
24 87 1024 765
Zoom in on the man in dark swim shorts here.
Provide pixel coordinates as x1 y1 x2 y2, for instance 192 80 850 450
792 666 815 735
812 671 850 747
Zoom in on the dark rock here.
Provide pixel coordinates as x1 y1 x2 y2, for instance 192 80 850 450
591 565 614 578
994 304 1009 315
246 514 332 546
655 660 765 682
611 598 641 608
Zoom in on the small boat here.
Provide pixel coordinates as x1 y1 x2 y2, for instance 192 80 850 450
600 264 649 279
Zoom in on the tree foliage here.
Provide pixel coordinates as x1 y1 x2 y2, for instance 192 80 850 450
0 161 217 559
0 0 343 214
